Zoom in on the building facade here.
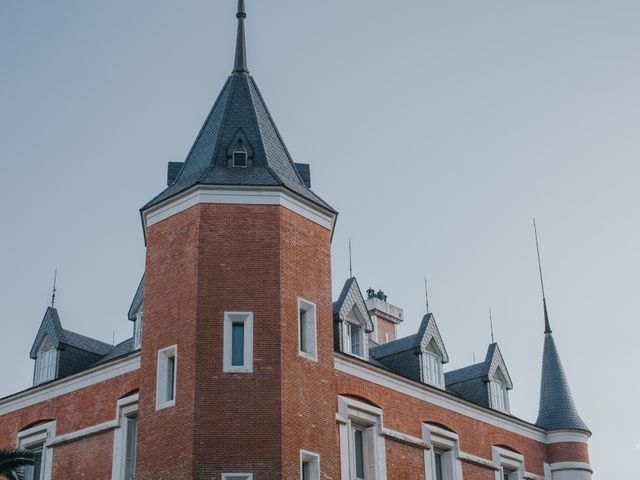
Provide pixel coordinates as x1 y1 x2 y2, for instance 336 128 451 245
0 3 593 480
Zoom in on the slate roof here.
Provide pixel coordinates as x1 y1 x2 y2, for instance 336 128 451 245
536 333 590 432
94 338 135 365
143 72 335 214
128 275 144 321
445 362 488 385
332 277 374 332
61 330 112 356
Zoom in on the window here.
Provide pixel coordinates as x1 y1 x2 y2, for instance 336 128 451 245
422 424 462 480
423 352 443 387
222 475 253 480
224 312 253 373
17 421 55 480
156 345 177 410
490 381 509 413
337 396 386 480
232 141 248 167
491 447 523 480
112 394 139 480
298 299 317 361
300 450 320 480
34 348 57 385
345 322 364 357
134 312 143 350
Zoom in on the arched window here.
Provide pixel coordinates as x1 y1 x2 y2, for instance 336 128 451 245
232 140 248 167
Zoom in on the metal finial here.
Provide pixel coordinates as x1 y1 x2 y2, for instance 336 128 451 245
424 275 430 314
489 308 495 344
534 219 552 334
233 0 249 73
349 238 353 278
51 269 57 308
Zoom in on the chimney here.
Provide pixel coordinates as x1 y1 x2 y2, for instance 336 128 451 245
365 288 403 344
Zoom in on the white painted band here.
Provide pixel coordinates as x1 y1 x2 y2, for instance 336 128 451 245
0 353 140 415
546 430 590 444
334 354 547 443
143 186 336 231
550 462 593 473
458 452 498 470
48 420 117 447
381 428 428 449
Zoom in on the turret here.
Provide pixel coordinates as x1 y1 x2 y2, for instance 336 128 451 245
134 2 338 478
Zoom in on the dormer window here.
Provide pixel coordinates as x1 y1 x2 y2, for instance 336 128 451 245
34 347 57 385
232 141 248 167
422 339 445 388
490 368 510 413
345 322 364 357
134 312 143 350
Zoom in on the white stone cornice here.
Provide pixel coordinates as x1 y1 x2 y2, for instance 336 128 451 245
546 430 590 444
550 462 593 473
142 185 336 231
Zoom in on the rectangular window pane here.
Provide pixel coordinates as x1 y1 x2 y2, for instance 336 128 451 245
434 452 443 480
299 309 307 353
233 152 247 167
354 428 365 479
124 416 138 480
166 356 175 401
350 325 362 356
232 322 245 366
24 447 43 480
302 461 309 480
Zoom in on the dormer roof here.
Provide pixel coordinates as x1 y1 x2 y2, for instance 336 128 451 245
128 275 144 321
332 277 374 332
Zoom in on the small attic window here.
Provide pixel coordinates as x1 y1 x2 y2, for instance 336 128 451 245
422 340 444 388
34 347 57 385
490 368 510 413
232 140 248 167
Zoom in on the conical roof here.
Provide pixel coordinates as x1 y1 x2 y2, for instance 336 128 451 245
536 333 590 432
144 2 333 213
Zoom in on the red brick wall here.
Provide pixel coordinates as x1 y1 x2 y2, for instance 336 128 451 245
385 441 426 480
548 441 590 464
374 318 397 344
279 207 337 479
335 368 549 476
52 431 114 479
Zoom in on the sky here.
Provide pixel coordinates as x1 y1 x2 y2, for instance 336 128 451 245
1 0 638 477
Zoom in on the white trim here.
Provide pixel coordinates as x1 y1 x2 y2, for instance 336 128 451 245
423 423 463 480
545 431 590 444
223 312 254 373
48 420 117 447
458 452 499 470
221 474 253 480
523 472 545 480
380 428 428 449
549 462 593 473
156 345 177 410
298 298 318 362
0 353 140 416
143 186 336 231
17 420 56 480
300 449 321 480
335 354 547 443
112 394 140 480
492 446 524 480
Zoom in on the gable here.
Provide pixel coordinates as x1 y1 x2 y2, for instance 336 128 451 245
333 278 373 332
418 314 449 363
486 344 513 389
29 307 64 359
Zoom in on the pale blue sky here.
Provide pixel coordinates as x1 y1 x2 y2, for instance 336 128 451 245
1 1 639 477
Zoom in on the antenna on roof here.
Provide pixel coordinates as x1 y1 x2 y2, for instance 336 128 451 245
233 0 249 73
349 238 353 278
112 330 115 346
534 218 552 334
51 269 58 308
473 352 476 363
424 275 430 314
489 308 495 344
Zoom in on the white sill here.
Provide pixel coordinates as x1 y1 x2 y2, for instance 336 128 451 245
155 399 175 411
224 366 253 373
298 350 318 362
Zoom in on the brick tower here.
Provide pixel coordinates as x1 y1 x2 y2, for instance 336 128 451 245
135 2 338 478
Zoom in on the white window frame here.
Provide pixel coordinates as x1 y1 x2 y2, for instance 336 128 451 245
300 450 320 480
298 299 317 361
16 420 56 480
422 423 463 480
221 474 253 480
156 345 177 410
492 447 524 480
111 394 139 480
337 396 387 480
231 141 248 168
489 380 510 413
223 312 254 373
421 352 445 388
344 322 365 358
133 312 143 350
34 348 58 386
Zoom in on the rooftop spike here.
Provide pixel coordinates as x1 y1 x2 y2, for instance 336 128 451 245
233 0 249 73
534 218 552 334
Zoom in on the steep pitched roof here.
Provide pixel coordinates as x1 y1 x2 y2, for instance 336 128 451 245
128 275 144 321
29 307 64 358
333 277 374 332
445 343 512 389
143 71 334 213
536 333 590 432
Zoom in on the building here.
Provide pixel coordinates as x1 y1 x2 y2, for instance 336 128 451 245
0 2 593 479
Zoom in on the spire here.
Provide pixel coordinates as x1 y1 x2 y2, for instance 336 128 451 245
51 268 58 309
534 219 552 334
233 0 249 73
